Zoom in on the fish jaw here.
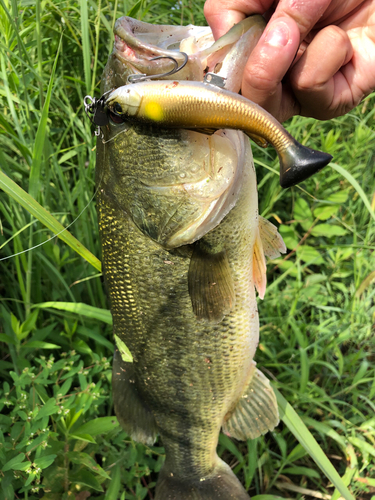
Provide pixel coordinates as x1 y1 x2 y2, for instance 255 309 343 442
112 16 210 82
110 16 265 89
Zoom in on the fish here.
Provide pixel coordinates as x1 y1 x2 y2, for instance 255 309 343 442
94 16 301 500
104 80 332 188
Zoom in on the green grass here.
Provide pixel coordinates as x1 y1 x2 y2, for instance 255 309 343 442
0 0 374 498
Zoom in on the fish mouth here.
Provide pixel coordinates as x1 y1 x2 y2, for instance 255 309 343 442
112 15 265 87
113 17 211 78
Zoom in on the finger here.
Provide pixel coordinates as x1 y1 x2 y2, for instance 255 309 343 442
239 0 333 120
290 25 354 119
204 0 273 39
271 0 332 41
241 16 301 119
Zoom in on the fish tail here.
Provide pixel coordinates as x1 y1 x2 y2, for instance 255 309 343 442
279 139 332 188
155 459 251 500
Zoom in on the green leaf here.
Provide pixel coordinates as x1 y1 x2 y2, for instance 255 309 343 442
36 398 59 420
34 454 57 470
127 0 143 17
219 434 244 463
310 223 347 237
294 197 313 230
296 245 324 264
302 417 347 453
2 453 26 471
21 308 39 334
29 37 60 199
330 162 375 223
252 496 285 500
327 189 350 204
22 341 61 349
36 302 111 324
348 437 375 458
73 416 119 437
80 0 91 94
356 270 375 297
105 464 122 499
282 466 320 478
0 333 16 345
0 170 101 271
78 326 114 352
115 335 133 362
70 469 104 492
67 451 110 479
279 225 299 249
72 339 92 355
69 433 97 444
275 388 355 500
313 204 340 220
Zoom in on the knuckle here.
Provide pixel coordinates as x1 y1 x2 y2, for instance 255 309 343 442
203 1 214 19
322 25 349 45
246 64 279 93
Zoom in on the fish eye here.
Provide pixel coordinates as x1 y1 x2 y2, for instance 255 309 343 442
114 102 123 114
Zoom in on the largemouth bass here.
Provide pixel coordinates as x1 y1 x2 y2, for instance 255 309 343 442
95 16 294 499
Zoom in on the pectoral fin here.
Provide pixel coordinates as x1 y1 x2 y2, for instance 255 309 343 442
222 361 279 440
188 240 235 323
112 349 157 445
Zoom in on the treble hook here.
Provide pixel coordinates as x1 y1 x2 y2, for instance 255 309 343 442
127 52 188 84
83 90 113 134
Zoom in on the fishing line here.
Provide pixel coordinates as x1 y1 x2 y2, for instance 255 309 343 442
101 126 130 144
0 181 101 262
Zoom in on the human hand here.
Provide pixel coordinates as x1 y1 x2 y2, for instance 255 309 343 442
204 0 375 121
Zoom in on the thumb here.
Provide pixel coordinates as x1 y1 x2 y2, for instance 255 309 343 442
242 17 301 120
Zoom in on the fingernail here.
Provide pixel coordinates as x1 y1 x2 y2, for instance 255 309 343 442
264 21 290 47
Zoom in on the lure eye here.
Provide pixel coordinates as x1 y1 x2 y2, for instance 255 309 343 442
113 102 123 114
109 111 125 124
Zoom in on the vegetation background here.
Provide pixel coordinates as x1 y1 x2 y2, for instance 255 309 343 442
0 0 374 498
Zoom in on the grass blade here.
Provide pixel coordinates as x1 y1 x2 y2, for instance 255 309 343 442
80 0 91 94
330 162 375 223
0 170 101 271
36 301 111 324
29 37 61 200
274 387 355 500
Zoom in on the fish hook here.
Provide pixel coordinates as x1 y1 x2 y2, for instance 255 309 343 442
83 90 112 134
127 52 188 83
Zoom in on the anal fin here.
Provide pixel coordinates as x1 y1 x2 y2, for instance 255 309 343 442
112 349 157 445
188 240 235 323
222 361 279 440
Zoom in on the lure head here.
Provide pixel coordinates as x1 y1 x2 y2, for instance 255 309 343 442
105 87 142 121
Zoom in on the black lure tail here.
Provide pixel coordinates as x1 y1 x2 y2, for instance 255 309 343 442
279 139 332 188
